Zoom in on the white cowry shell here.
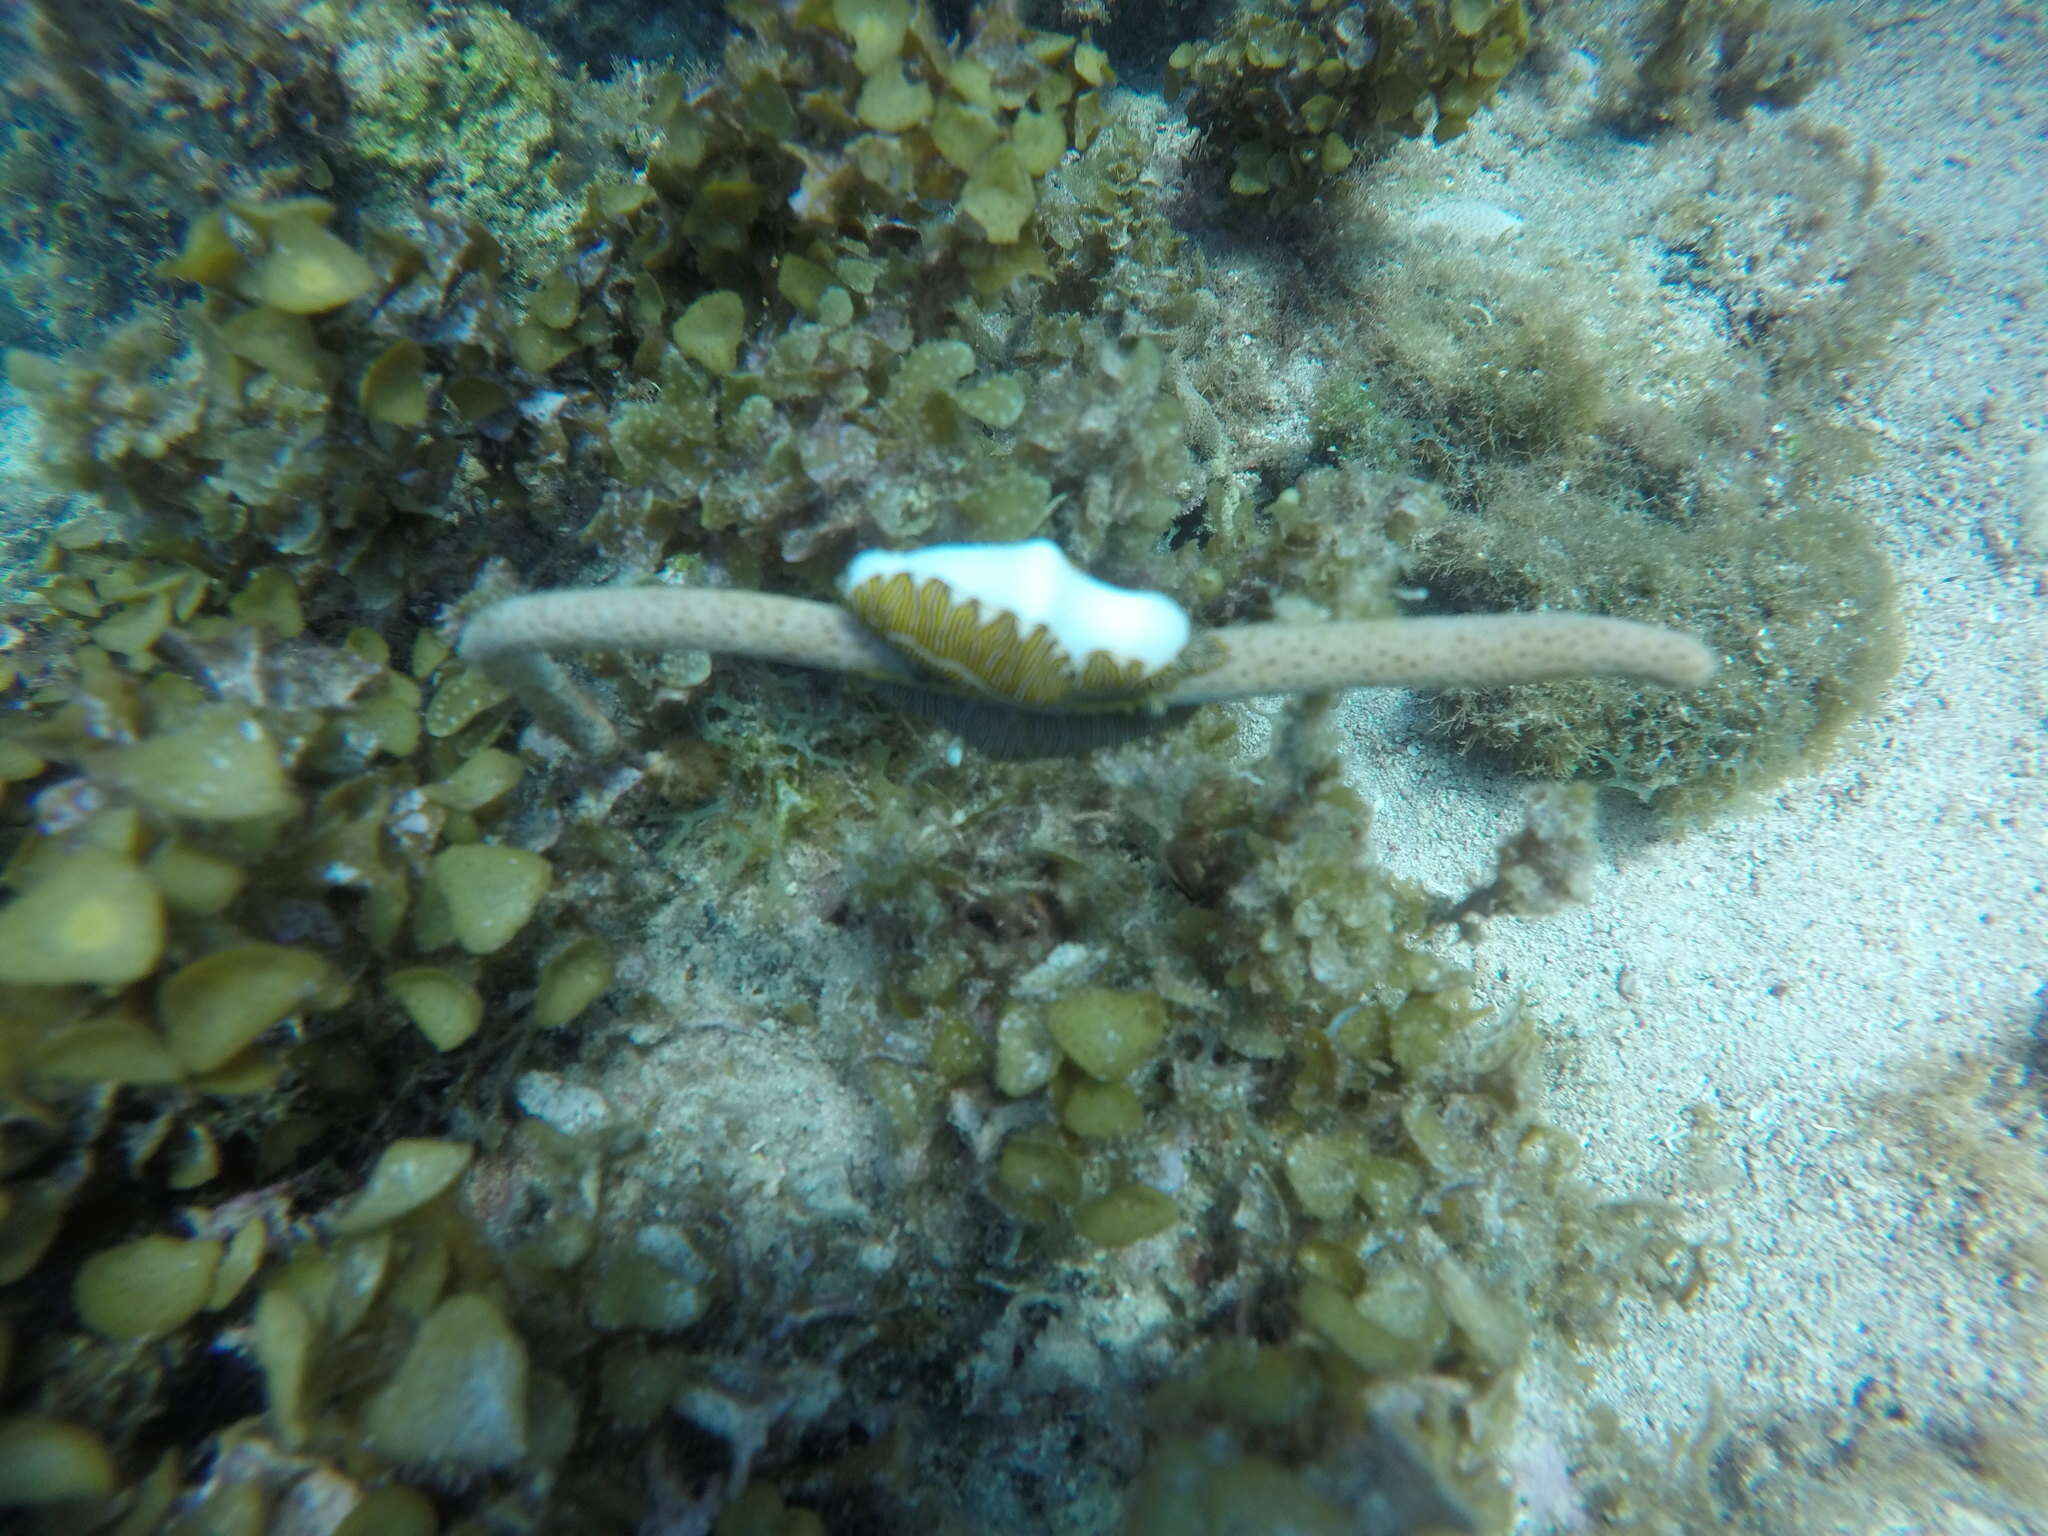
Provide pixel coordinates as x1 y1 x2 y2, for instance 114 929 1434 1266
838 540 1191 707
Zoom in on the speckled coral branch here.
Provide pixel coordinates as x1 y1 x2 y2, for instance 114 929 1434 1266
462 587 915 681
458 587 1717 757
1163 613 1719 705
458 587 917 757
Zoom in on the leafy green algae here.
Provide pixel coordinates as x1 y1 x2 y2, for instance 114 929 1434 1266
1169 0 1532 199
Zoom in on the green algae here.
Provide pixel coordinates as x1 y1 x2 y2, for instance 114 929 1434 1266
72 1235 222 1340
1170 0 1532 202
385 966 483 1056
361 1293 531 1470
0 848 164 986
1044 985 1167 1082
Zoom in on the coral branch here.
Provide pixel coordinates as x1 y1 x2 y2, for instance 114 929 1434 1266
1166 613 1719 705
458 587 917 757
460 587 913 678
458 586 1717 757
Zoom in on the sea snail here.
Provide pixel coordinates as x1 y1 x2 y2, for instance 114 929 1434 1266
837 539 1203 710
457 537 1720 759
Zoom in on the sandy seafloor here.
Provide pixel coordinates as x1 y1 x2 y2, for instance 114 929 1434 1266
0 0 2041 1528
1299 1 2048 1524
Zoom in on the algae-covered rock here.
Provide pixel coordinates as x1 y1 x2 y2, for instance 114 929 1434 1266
1610 0 1842 135
1171 0 1531 201
342 7 562 186
361 1293 529 1470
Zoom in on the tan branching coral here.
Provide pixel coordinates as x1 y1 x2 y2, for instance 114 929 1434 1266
1166 613 1718 700
458 579 1718 759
